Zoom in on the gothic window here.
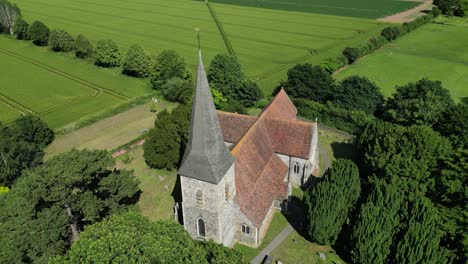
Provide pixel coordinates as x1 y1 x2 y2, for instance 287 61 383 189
293 162 300 174
241 224 251 235
197 218 206 238
196 190 203 207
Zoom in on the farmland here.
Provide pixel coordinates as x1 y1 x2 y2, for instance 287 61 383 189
14 0 387 95
336 16 468 101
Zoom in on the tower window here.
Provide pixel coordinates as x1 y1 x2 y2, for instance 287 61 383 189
241 224 251 235
293 162 300 174
197 218 206 238
196 190 203 207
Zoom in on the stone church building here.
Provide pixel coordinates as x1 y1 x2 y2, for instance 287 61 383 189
178 50 319 247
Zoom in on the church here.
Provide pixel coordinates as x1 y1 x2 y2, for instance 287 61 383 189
177 49 319 247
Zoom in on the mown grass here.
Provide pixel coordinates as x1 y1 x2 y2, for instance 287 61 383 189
14 0 387 95
336 17 468 102
210 0 420 19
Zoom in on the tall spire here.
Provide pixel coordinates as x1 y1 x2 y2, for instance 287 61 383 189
178 49 234 184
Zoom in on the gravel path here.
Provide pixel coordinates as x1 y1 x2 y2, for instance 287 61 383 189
251 224 294 264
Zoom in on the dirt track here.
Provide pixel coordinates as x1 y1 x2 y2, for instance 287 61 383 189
378 0 433 23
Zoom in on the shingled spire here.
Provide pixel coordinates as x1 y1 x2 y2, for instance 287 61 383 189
178 49 234 184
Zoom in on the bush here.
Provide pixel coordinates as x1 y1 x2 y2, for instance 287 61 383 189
320 55 347 74
161 77 193 103
74 34 94 59
94 39 121 67
342 47 362 64
122 44 152 78
49 29 74 52
151 50 189 88
28 21 49 46
13 17 29 40
432 6 442 16
381 26 401 41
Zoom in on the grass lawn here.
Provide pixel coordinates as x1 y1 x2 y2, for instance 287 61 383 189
115 147 177 221
210 0 420 19
0 36 152 128
318 126 355 175
336 16 468 102
13 0 387 95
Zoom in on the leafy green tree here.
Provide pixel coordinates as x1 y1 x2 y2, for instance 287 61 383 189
350 178 404 264
10 115 54 147
235 79 263 107
94 39 121 67
221 100 248 115
305 159 361 245
49 29 74 52
381 26 401 41
211 88 228 109
0 149 140 262
201 241 247 264
284 63 335 102
151 49 190 88
434 103 467 149
28 20 50 46
0 185 8 194
334 76 384 114
342 47 361 64
13 16 28 40
207 53 244 100
0 0 20 35
74 34 94 59
383 79 454 126
122 44 152 78
395 197 449 264
161 77 193 103
434 0 466 16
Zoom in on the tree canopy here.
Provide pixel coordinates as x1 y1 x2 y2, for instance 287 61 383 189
434 103 468 149
94 39 121 67
49 29 74 52
161 77 193 104
151 49 190 88
74 34 94 59
122 44 153 78
13 16 28 40
28 20 49 46
0 0 20 35
207 53 244 100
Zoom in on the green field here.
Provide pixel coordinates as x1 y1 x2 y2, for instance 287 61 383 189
211 0 420 19
336 17 468 101
14 0 387 95
0 36 152 128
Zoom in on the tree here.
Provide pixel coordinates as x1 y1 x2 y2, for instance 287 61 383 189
10 115 54 147
382 79 454 126
305 159 361 245
0 0 20 35
94 39 121 67
74 34 94 59
49 29 74 52
122 44 152 78
0 149 140 262
342 47 361 64
284 63 335 102
53 212 247 264
151 49 189 88
434 103 468 149
143 104 191 170
434 0 466 16
13 16 28 40
161 77 193 103
334 76 384 115
235 79 263 107
28 20 50 46
395 197 449 264
350 179 404 264
211 88 228 109
221 100 248 115
207 53 244 100
381 26 401 41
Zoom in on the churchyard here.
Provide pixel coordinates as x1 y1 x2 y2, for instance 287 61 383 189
336 16 468 101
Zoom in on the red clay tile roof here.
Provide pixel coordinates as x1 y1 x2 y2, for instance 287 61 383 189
265 119 313 159
259 89 297 121
217 111 258 143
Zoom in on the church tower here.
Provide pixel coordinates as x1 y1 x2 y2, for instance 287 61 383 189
178 49 237 245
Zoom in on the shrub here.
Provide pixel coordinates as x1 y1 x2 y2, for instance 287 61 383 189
342 47 362 64
151 50 189 88
28 21 49 46
122 44 152 78
94 39 121 67
161 77 193 103
320 55 347 74
381 26 401 41
49 29 74 52
74 34 94 59
432 6 442 16
13 16 28 40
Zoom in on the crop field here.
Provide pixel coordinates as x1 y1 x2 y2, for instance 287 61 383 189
0 36 151 128
336 17 468 101
14 0 388 95
210 0 421 19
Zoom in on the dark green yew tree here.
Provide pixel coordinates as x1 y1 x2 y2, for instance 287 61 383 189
434 103 468 149
11 114 54 147
334 76 384 115
305 159 361 245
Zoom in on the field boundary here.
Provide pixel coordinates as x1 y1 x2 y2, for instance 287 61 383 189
206 1 237 57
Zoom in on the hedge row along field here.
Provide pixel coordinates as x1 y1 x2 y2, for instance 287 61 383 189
0 37 152 128
14 0 388 95
210 0 421 19
336 16 468 101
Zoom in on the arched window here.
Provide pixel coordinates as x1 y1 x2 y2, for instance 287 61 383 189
197 218 206 238
196 190 203 207
241 224 251 235
293 162 300 174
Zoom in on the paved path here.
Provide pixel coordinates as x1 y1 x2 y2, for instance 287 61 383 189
251 224 294 264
